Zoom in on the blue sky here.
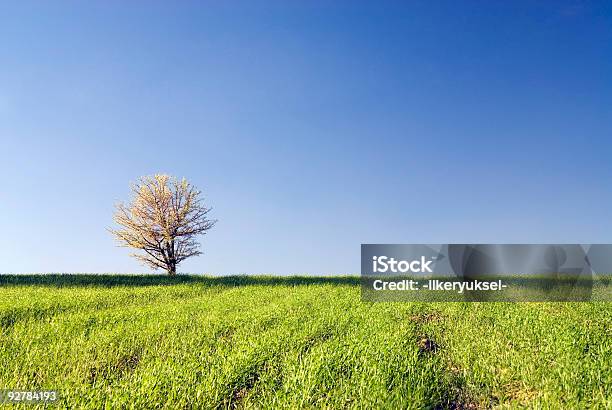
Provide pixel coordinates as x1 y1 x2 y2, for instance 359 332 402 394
1 1 611 274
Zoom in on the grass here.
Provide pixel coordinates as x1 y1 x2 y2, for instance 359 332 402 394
0 274 610 409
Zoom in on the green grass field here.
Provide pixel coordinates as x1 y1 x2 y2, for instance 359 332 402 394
0 275 610 409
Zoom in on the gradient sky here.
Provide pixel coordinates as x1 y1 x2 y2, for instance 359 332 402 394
1 1 611 275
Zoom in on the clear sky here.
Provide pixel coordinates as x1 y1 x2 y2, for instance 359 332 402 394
1 1 611 275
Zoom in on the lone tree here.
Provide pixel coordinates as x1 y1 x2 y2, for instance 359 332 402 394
110 174 216 275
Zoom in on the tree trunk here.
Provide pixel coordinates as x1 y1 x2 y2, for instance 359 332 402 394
166 242 177 276
167 262 177 276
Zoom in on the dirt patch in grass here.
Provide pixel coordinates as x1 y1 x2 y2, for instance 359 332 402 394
503 381 539 406
215 326 237 343
409 311 444 323
87 352 141 384
226 370 262 408
435 380 488 410
438 401 481 409
232 387 250 403
418 335 439 354
435 362 501 410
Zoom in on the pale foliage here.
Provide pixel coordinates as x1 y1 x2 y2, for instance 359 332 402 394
110 175 216 274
